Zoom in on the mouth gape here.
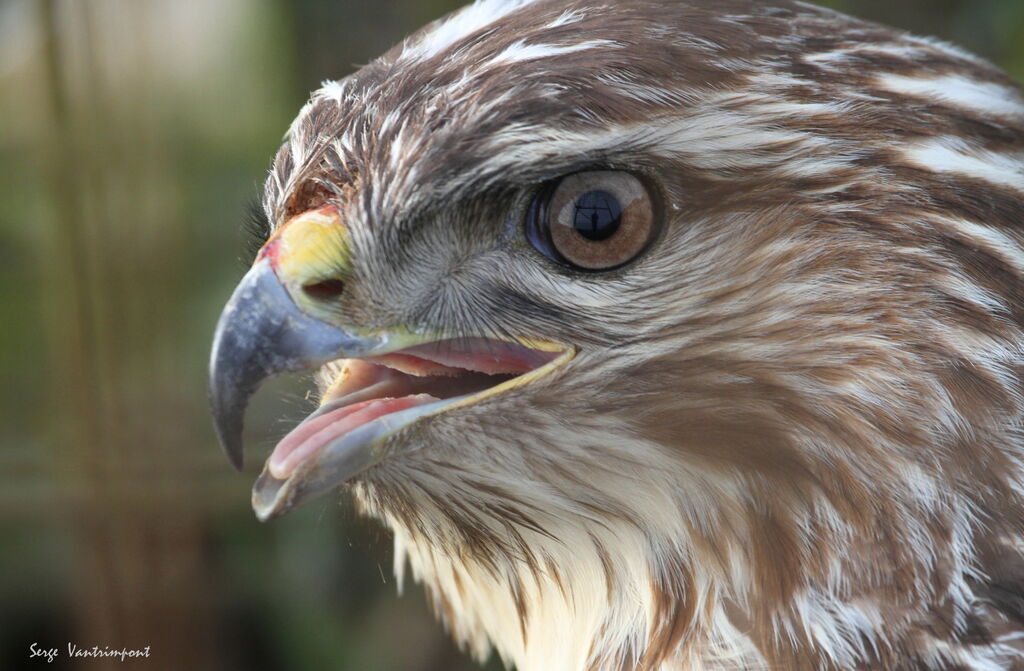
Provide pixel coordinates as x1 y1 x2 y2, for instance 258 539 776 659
207 243 576 519
266 338 566 481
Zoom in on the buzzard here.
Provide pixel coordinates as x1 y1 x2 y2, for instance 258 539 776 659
208 0 1024 669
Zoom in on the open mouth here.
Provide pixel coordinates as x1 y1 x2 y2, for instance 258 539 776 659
251 337 576 520
207 255 579 522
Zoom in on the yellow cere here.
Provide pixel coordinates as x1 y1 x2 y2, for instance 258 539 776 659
272 208 350 290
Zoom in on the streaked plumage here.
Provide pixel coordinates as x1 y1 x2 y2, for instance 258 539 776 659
212 1 1024 669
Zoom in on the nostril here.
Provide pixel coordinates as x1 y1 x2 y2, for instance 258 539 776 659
302 278 346 301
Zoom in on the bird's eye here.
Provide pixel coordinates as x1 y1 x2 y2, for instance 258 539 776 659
525 170 658 271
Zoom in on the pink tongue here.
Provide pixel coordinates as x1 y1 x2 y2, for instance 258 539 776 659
268 394 437 480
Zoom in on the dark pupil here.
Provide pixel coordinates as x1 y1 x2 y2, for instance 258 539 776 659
571 190 621 241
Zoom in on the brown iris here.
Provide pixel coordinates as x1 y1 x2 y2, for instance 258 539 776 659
526 171 658 271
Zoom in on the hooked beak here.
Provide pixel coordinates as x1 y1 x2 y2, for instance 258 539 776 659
208 258 384 470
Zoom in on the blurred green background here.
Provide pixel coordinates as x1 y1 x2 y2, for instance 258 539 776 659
1 1 1022 669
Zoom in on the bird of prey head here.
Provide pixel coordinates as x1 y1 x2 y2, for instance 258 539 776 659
209 0 1024 668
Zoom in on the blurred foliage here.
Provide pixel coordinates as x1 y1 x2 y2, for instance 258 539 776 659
0 0 1020 669
818 0 1024 80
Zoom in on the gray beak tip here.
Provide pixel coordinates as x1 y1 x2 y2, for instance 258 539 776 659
220 432 245 472
208 356 248 471
208 259 371 476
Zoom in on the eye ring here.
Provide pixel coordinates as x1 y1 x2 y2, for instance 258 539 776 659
525 170 660 272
